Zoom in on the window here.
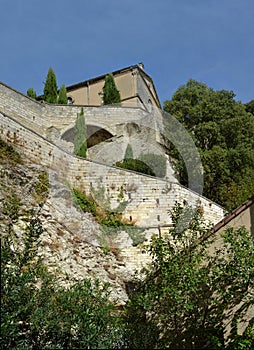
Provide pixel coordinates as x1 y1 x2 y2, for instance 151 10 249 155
67 97 73 105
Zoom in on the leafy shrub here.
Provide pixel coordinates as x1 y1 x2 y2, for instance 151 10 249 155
1 205 123 349
0 137 22 165
138 153 167 178
73 188 97 215
115 158 155 176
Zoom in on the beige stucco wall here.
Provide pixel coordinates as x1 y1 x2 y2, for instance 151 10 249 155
67 70 137 106
217 205 254 234
66 67 160 110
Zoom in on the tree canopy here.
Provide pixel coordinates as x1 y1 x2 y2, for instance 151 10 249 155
245 100 254 115
103 73 121 105
163 79 254 210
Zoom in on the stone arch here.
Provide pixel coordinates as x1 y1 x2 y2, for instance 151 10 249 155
61 124 114 148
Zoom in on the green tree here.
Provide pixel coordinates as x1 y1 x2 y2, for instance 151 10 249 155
163 79 254 210
124 143 134 160
123 202 254 349
103 73 121 105
74 107 87 158
27 87 37 99
43 67 58 104
245 100 254 115
58 83 68 104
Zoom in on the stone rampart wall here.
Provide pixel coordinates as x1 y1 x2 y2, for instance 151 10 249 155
0 82 152 139
0 109 225 228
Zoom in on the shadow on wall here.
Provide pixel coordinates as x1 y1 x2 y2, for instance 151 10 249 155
61 125 114 148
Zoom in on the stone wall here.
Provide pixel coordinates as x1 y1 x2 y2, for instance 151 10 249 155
0 110 225 228
0 82 150 138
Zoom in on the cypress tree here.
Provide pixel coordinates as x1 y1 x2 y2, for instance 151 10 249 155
102 74 121 105
124 144 133 160
58 84 68 104
27 88 37 99
74 107 87 158
43 67 58 104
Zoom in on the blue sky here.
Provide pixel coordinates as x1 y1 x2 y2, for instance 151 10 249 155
1 0 254 105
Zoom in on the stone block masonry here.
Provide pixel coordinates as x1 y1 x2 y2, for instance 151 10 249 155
0 82 225 229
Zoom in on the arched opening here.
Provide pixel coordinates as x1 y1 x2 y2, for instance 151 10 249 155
86 125 113 148
61 125 114 148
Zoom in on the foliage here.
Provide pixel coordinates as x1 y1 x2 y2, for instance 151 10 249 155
138 153 167 178
72 188 97 216
115 158 155 176
245 100 254 115
43 67 58 104
72 187 131 229
27 88 37 99
124 143 134 160
33 170 49 202
58 83 68 104
102 73 121 105
74 107 87 158
163 79 254 210
123 202 254 349
1 202 123 349
0 137 22 165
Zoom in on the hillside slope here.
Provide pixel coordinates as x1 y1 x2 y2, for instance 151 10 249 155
0 138 141 305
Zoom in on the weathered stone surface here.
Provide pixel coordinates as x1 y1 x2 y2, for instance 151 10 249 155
0 82 227 305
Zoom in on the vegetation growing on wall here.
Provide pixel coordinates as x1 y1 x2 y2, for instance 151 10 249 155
0 137 22 165
72 187 131 229
115 158 156 176
138 153 167 178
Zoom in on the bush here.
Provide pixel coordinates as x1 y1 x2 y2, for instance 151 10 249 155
115 158 155 176
1 206 123 349
0 137 22 165
138 153 167 178
73 188 97 215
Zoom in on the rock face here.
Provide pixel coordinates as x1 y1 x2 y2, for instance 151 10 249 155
38 169 139 305
0 154 148 306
